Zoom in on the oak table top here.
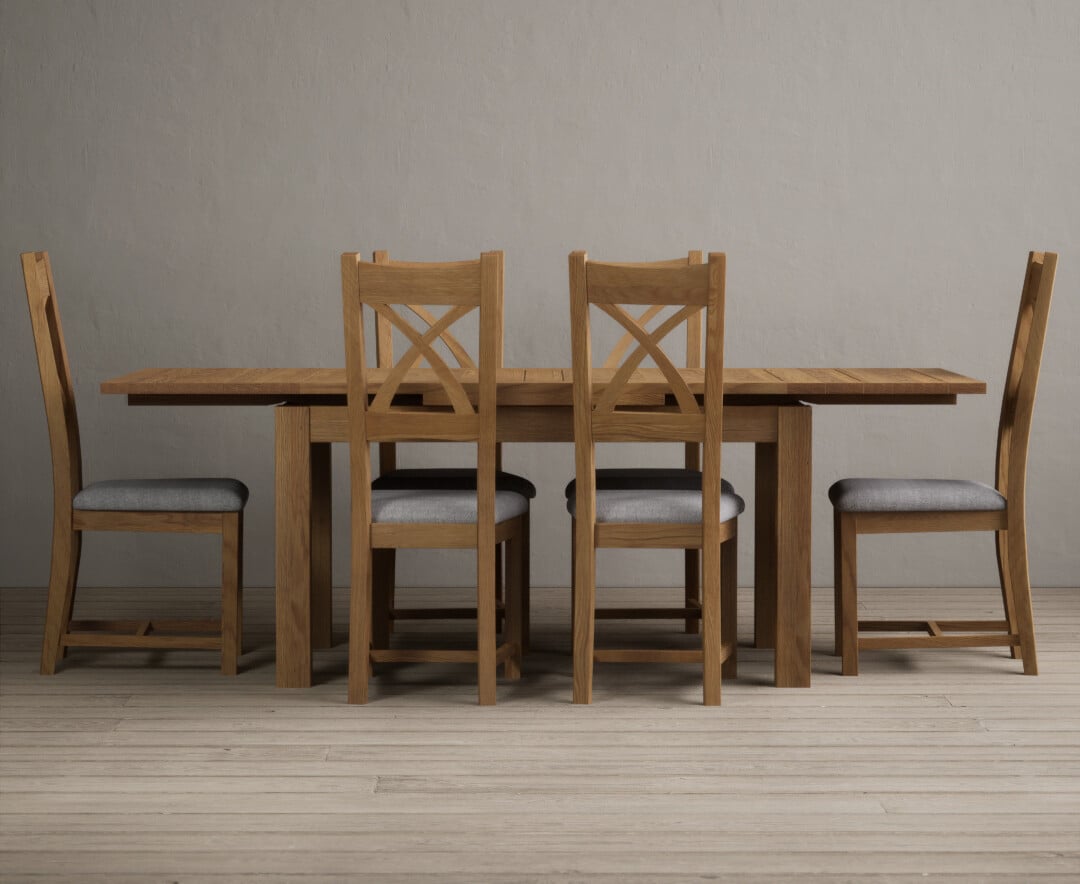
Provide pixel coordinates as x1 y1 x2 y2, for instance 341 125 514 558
102 366 986 405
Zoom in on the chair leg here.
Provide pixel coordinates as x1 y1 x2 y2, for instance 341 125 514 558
996 529 1021 660
684 548 700 634
348 539 374 705
385 550 397 635
220 512 243 676
40 525 79 675
833 525 843 659
503 524 524 680
520 511 530 655
835 511 859 676
371 549 393 650
494 543 505 631
721 535 737 679
572 517 595 704
570 520 577 645
476 536 499 706
58 532 81 661
701 532 722 706
1005 520 1038 675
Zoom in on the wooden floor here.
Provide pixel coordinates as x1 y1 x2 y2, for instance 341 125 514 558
1 583 1078 882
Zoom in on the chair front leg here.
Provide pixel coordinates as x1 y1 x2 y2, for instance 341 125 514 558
41 523 79 675
59 530 81 661
520 510 530 655
570 520 577 645
220 512 243 676
995 529 1021 660
834 511 859 676
503 522 524 680
721 534 737 679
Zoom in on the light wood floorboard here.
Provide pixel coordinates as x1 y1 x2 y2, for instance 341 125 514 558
1 584 1078 881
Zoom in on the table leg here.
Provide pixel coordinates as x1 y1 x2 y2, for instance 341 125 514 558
310 442 333 649
774 404 812 687
276 405 313 688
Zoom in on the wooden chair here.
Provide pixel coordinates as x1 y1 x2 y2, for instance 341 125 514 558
342 250 528 705
564 252 734 636
366 251 534 646
568 251 741 705
830 251 1058 675
22 251 246 676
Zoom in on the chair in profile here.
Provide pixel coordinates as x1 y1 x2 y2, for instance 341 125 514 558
366 251 535 647
563 252 736 636
830 252 1058 675
22 251 247 675
341 250 528 705
567 251 742 705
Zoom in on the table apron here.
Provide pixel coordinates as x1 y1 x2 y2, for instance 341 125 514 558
309 404 781 444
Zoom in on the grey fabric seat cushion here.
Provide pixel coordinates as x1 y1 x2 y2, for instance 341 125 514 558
373 468 536 499
73 478 248 513
567 488 744 524
371 489 529 524
564 468 733 498
828 478 1006 513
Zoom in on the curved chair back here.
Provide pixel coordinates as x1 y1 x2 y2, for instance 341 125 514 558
21 252 83 524
995 252 1058 507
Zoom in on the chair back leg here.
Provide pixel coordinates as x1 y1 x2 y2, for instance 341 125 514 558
476 538 499 706
684 548 701 634
1004 517 1039 675
371 549 393 650
701 537 722 706
572 517 596 704
348 546 374 704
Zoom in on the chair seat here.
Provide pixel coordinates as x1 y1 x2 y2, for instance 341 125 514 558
72 478 249 513
373 468 536 499
567 488 744 524
828 478 1006 513
371 489 529 524
564 468 733 497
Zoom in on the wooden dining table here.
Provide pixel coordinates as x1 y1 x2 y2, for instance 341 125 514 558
101 366 986 690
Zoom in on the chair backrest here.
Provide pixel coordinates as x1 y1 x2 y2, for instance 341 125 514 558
600 252 704 370
569 251 726 521
371 250 505 369
369 250 505 474
599 252 706 472
22 252 83 519
996 251 1058 505
341 250 502 517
